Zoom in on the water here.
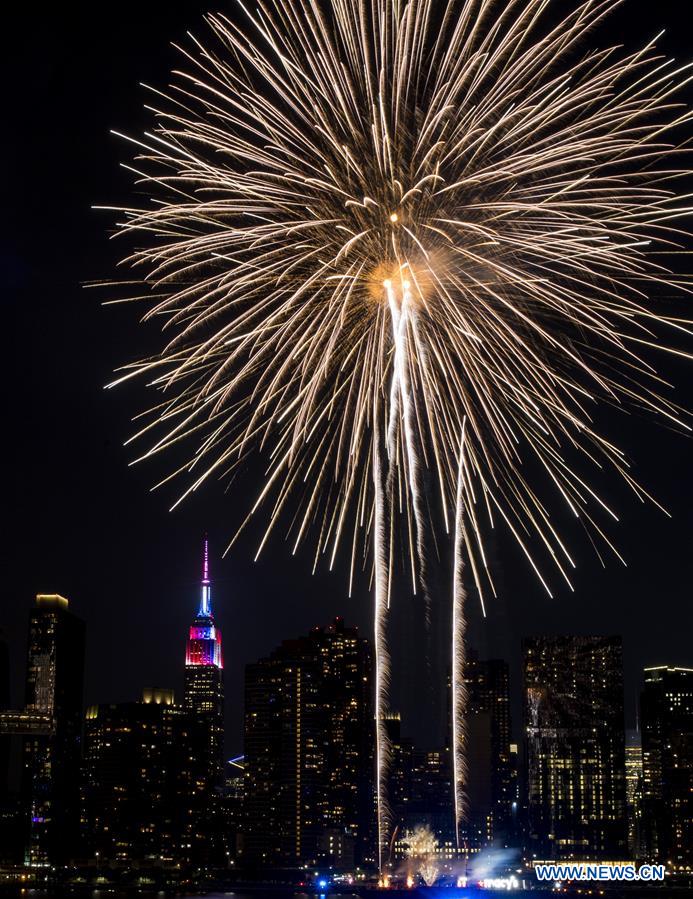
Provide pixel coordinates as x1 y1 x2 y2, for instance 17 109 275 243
5 888 686 898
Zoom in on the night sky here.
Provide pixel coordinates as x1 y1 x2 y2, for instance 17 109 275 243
4 0 692 757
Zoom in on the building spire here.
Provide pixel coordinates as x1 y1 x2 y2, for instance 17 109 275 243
202 534 210 586
199 535 212 617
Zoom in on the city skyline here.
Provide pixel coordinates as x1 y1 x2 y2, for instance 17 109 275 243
3 546 691 757
3 532 692 756
2 568 690 881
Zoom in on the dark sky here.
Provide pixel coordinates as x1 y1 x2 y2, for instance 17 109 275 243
4 0 692 756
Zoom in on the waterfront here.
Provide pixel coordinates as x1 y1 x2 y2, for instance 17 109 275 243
2 888 693 899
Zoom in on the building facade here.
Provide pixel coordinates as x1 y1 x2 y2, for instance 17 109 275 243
460 654 514 849
208 756 245 866
21 594 85 865
387 712 455 862
523 635 626 861
183 539 224 785
244 617 374 870
81 688 210 865
624 729 643 858
640 666 693 873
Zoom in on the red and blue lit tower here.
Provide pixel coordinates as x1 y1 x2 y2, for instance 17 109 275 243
185 539 223 669
184 538 224 782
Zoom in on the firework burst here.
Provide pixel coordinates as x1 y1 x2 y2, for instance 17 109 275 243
106 0 693 868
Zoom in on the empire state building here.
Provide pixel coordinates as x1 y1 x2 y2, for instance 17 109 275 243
184 538 224 782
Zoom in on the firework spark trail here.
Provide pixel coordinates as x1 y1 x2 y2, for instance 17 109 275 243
372 415 392 872
452 420 470 847
106 0 693 869
385 275 429 600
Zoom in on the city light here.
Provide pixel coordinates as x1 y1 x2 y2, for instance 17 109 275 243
479 875 520 890
185 539 223 669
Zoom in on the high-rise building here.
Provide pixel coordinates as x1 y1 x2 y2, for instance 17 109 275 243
624 729 643 859
184 539 224 784
0 629 54 865
209 755 245 867
640 666 693 873
244 617 374 870
22 594 85 865
523 635 626 861
82 688 209 865
459 654 514 849
387 713 455 862
385 713 415 845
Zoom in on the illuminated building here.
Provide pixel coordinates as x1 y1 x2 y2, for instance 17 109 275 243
523 635 626 860
384 713 414 827
640 666 693 873
387 713 456 861
0 638 54 865
456 653 514 849
21 594 85 866
624 729 643 858
209 756 245 865
243 617 374 869
184 538 224 784
81 688 209 864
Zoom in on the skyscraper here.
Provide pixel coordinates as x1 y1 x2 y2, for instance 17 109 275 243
82 688 209 865
387 717 455 862
209 756 245 867
640 666 693 873
184 539 224 784
244 617 374 870
624 729 643 859
459 654 514 849
22 594 86 865
523 635 626 861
